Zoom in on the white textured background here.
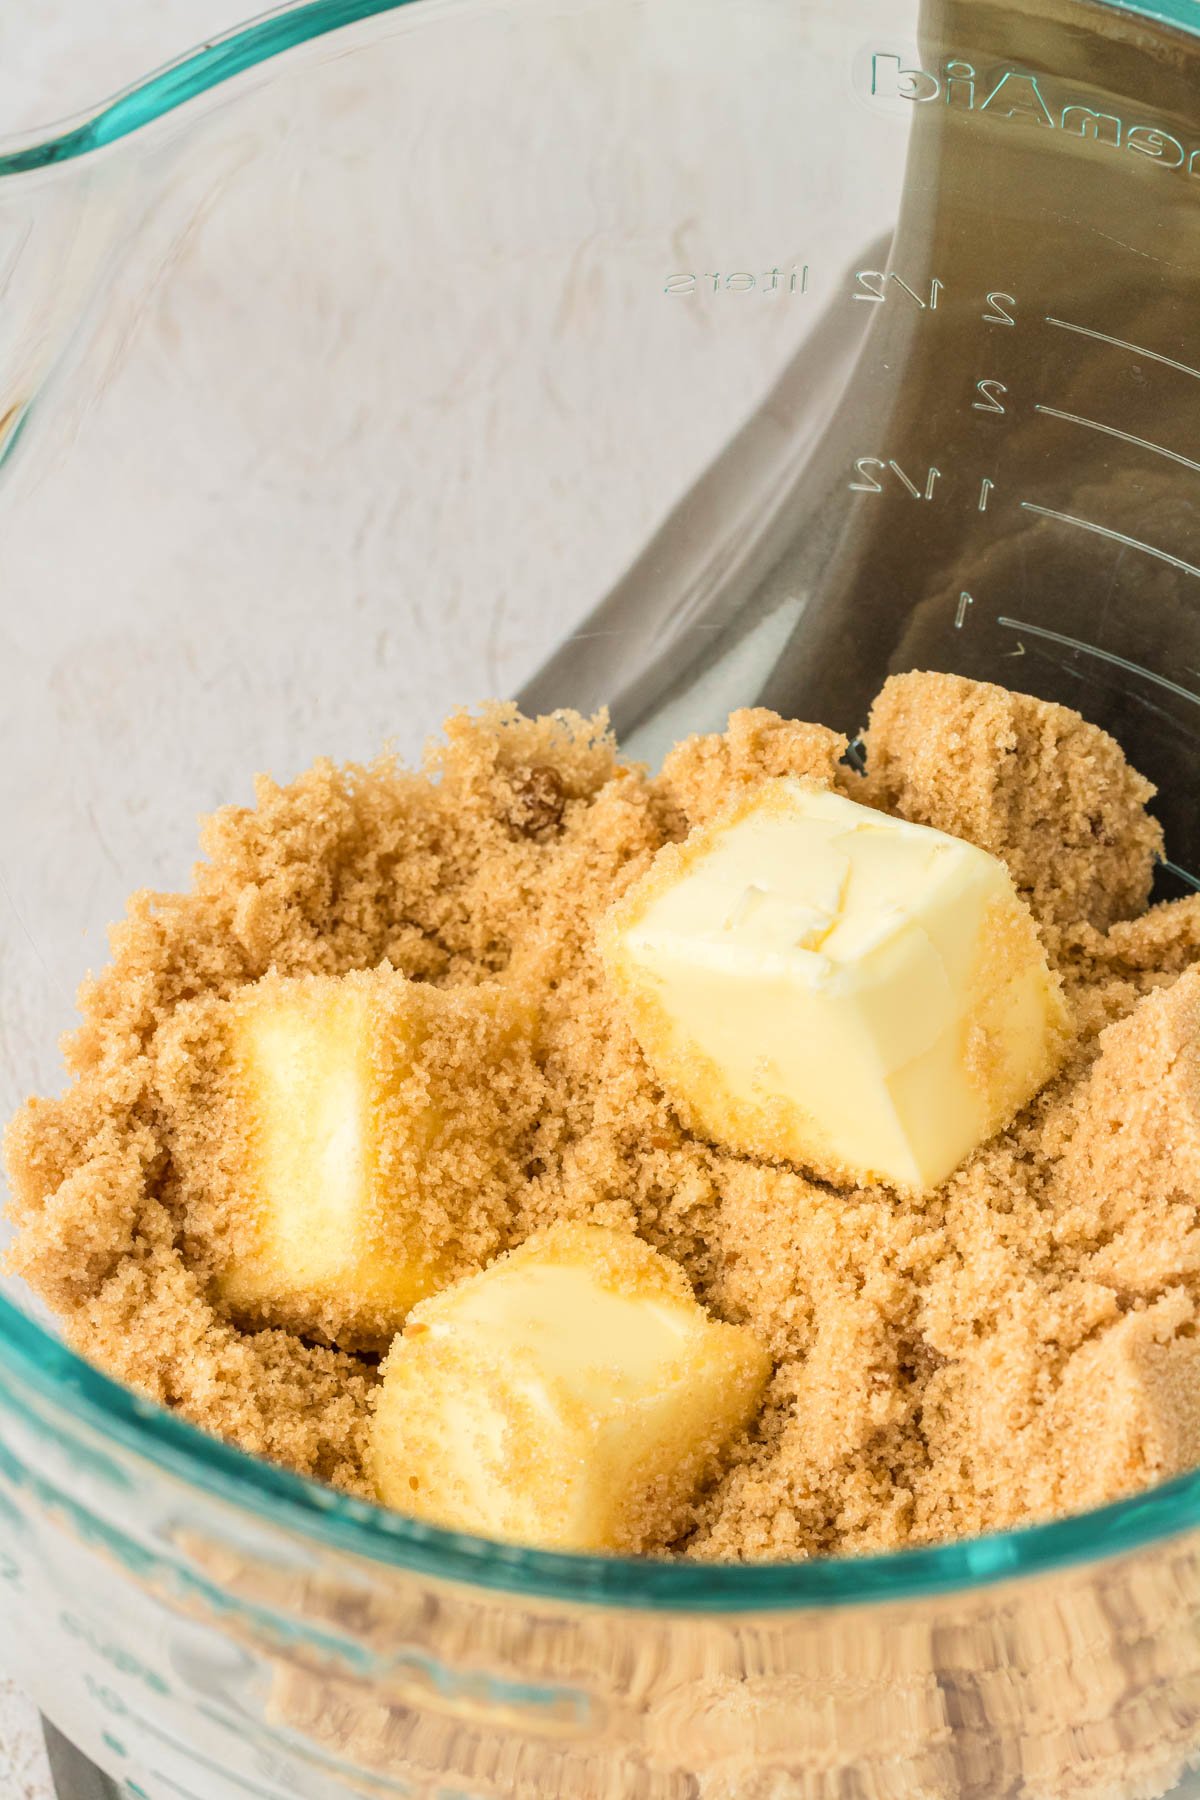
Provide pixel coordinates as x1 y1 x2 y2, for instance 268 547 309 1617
0 9 339 1793
0 1 223 1772
0 11 248 1785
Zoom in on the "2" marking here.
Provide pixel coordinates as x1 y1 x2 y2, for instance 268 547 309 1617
973 379 1008 415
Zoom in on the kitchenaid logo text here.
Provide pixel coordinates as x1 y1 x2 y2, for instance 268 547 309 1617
869 52 1200 178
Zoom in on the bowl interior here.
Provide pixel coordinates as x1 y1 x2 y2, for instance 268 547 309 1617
3 0 1200 1605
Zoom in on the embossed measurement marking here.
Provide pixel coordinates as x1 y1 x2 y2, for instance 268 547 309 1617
955 591 973 628
996 616 1200 708
82 1681 284 1800
1034 405 1200 475
1163 860 1200 892
198 1699 427 1794
850 458 940 497
854 270 943 308
151 1774 208 1800
973 379 1007 415
1019 503 1200 581
888 460 921 498
1045 316 1200 384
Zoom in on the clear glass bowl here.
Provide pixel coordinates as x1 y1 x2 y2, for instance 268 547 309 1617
4 1 1200 1794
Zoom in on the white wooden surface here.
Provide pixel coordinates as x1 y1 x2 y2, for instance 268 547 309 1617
0 13 277 1797
0 1676 47 1800
0 0 194 1736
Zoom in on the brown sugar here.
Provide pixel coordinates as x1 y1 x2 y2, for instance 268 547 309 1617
6 675 1200 1557
852 670 1163 931
155 967 543 1350
659 706 847 829
1048 962 1200 1227
1038 1289 1200 1516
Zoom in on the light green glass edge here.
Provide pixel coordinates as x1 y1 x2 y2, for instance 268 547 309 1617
0 0 1193 175
2 0 1200 1610
0 0 423 175
5 1297 1200 1611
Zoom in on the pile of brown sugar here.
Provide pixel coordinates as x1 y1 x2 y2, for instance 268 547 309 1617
7 670 1200 1560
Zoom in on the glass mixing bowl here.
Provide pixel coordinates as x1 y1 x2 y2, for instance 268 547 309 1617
4 0 1200 1794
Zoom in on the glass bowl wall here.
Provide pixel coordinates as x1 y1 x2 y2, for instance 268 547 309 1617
3 1 1200 1794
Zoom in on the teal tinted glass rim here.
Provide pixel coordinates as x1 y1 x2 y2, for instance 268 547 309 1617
5 1285 1200 1611
0 0 420 176
0 0 1197 175
3 0 1200 1610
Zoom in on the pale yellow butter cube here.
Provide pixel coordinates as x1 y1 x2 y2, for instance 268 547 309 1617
603 779 1069 1192
370 1224 770 1551
213 969 534 1349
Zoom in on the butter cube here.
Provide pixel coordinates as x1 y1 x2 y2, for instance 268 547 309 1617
603 780 1068 1192
370 1223 770 1551
213 969 534 1349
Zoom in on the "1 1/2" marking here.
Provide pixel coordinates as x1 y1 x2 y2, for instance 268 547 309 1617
849 457 941 498
853 270 943 309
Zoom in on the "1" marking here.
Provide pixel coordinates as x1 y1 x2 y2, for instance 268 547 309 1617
955 591 973 629
978 477 994 511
